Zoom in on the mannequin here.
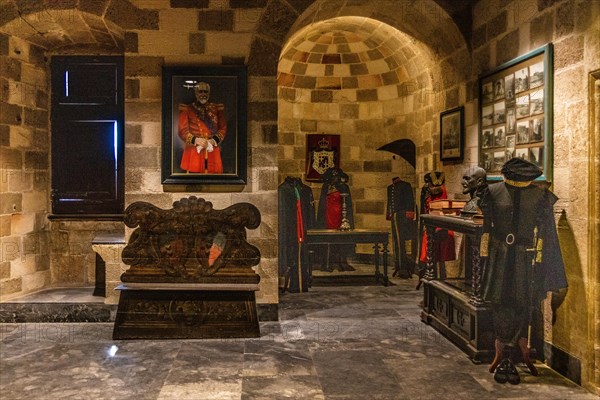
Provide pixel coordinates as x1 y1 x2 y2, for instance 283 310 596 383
316 167 354 271
386 177 417 278
278 176 315 292
417 171 456 283
480 158 567 384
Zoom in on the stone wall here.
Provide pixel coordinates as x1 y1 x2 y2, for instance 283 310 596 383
471 0 600 392
122 0 279 304
0 33 50 300
0 3 597 392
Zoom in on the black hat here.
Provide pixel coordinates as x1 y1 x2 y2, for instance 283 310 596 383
501 157 542 181
323 167 348 182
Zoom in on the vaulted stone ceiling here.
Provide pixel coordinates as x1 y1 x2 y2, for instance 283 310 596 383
279 16 433 91
0 0 159 51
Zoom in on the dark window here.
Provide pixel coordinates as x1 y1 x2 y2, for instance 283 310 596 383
50 56 124 215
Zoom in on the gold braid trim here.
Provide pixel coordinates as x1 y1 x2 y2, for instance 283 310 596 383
480 232 489 257
185 134 194 145
503 177 533 187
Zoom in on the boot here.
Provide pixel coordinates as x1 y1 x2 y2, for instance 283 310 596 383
489 338 505 373
518 337 538 376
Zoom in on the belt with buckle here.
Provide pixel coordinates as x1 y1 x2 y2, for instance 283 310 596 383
495 233 529 245
505 233 515 245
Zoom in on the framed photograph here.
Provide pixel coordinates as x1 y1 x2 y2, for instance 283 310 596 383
440 106 464 162
506 108 516 133
478 44 553 181
516 148 528 159
517 121 530 144
505 74 515 101
161 66 247 185
516 95 530 118
482 82 494 103
493 101 506 124
305 134 341 182
531 118 544 142
494 126 505 147
530 90 544 115
482 128 493 149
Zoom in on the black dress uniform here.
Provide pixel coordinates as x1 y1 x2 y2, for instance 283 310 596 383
278 177 315 292
480 158 567 381
386 178 417 278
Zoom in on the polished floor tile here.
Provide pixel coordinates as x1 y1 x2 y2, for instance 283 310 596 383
0 277 597 400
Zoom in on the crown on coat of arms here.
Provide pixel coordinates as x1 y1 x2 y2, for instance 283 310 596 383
318 137 329 149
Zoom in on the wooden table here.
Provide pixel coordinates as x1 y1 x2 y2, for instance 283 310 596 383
306 229 390 286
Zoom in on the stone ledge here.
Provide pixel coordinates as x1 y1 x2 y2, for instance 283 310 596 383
116 282 260 291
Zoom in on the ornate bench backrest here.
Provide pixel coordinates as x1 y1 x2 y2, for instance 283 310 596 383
121 196 261 283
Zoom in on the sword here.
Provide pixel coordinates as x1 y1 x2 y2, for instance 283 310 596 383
525 226 542 349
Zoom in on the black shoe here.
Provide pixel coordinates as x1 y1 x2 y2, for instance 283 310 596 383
493 359 510 384
506 360 521 385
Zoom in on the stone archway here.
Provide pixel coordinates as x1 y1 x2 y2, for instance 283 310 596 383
277 16 439 234
267 0 470 261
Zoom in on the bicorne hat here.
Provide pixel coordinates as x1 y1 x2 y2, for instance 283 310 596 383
424 171 445 186
500 157 542 182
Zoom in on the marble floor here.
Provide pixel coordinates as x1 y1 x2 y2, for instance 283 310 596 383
0 276 596 400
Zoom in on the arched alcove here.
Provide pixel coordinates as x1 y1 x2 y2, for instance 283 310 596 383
277 11 468 234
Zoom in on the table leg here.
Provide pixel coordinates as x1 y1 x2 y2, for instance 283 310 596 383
424 225 436 280
382 241 389 286
373 243 381 282
469 240 484 305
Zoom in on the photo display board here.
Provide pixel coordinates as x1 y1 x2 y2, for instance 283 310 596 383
478 44 553 181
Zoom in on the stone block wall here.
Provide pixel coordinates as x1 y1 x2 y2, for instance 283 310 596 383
0 33 50 300
49 220 123 289
471 0 600 392
123 0 279 304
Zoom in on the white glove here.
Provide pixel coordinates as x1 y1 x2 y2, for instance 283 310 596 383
195 142 213 153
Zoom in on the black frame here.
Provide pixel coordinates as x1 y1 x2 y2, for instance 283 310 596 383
161 66 247 185
440 106 464 162
478 44 553 181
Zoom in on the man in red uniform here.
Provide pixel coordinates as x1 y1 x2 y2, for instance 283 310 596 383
178 82 226 173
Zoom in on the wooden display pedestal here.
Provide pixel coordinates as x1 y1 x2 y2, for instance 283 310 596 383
420 214 494 363
113 283 260 339
421 280 494 363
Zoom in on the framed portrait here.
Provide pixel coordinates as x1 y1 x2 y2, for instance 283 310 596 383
161 66 247 185
478 44 553 181
305 134 341 182
440 106 464 162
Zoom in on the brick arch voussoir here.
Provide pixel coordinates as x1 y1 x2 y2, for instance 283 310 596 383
1 0 155 40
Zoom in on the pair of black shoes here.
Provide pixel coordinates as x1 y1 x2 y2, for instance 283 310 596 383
494 358 520 385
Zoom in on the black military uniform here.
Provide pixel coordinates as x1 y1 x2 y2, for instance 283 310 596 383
278 177 315 292
480 158 567 383
386 177 417 278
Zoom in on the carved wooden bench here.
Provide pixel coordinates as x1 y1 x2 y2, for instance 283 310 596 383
113 196 261 339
